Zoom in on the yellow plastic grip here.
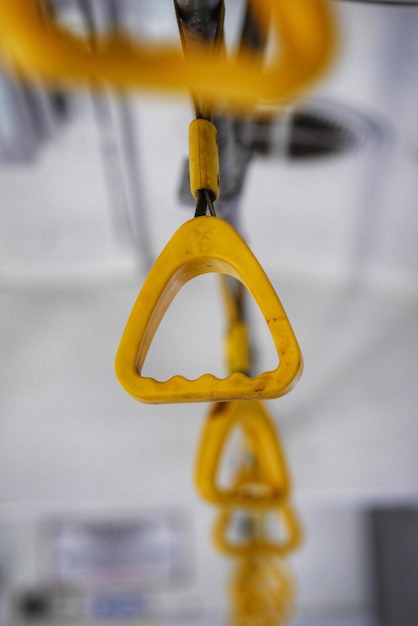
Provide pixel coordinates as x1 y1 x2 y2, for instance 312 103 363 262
115 217 303 404
0 0 337 113
189 119 220 201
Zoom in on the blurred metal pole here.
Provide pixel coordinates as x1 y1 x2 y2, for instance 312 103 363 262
107 0 153 269
77 0 153 269
175 0 222 41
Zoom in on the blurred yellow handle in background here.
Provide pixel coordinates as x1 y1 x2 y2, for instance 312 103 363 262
0 0 336 112
195 400 291 507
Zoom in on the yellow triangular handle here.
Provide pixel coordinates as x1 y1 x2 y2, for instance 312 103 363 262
213 499 303 557
195 400 291 505
115 218 302 403
0 0 336 113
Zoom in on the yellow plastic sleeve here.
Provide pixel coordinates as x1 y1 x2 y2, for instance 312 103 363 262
188 119 220 200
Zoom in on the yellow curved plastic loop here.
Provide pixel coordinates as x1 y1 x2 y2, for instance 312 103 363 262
115 217 302 404
0 0 336 112
194 400 291 507
213 500 303 557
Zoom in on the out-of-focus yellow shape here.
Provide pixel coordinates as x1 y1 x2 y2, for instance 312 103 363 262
195 400 291 506
219 275 251 374
225 319 251 374
213 499 303 556
189 119 220 201
115 217 302 403
230 556 296 626
0 0 336 113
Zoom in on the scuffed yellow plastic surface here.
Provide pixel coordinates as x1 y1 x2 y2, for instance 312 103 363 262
115 217 302 403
